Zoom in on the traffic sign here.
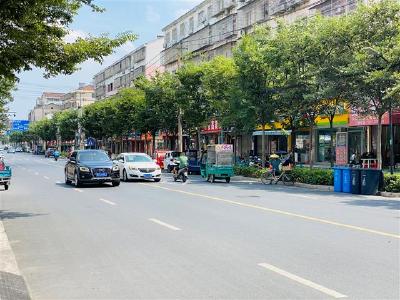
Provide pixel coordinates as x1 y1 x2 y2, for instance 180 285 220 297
11 120 29 132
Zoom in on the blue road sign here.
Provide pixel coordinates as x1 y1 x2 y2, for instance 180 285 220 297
11 120 30 132
86 137 96 147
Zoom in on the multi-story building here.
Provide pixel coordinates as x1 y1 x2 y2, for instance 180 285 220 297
28 92 65 122
237 0 358 35
62 83 95 110
162 0 239 73
93 36 164 100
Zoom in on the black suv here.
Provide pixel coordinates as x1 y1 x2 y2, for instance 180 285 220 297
65 150 120 187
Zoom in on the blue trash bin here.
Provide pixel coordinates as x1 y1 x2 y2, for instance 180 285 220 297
342 167 351 193
333 167 343 193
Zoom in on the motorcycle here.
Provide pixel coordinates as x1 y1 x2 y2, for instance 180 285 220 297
54 151 60 161
173 164 188 183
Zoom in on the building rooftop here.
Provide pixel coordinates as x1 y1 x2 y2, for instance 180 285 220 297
42 92 65 98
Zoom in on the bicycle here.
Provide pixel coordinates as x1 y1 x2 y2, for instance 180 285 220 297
261 168 294 185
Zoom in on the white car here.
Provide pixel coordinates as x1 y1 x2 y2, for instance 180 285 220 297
116 153 161 182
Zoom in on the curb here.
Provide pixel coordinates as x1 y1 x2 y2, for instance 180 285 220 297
293 182 334 192
0 220 31 300
379 191 400 198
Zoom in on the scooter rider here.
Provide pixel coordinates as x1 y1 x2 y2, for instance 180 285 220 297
177 152 188 174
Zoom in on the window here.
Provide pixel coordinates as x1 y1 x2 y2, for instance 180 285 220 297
180 23 186 38
245 11 252 27
172 28 177 42
189 17 194 33
207 6 212 19
125 154 153 163
165 32 171 45
198 10 205 27
107 83 113 92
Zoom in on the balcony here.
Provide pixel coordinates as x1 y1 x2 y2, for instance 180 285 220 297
269 0 305 15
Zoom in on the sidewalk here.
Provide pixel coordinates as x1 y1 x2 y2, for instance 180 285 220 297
0 220 31 300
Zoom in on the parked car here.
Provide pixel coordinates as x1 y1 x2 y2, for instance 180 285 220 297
163 151 180 172
65 150 120 187
116 152 162 182
7 147 15 154
15 147 23 152
45 148 55 158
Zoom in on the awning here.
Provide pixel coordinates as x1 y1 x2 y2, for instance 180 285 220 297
252 130 292 136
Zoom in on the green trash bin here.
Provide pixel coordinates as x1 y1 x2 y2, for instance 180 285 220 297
360 169 382 195
351 168 361 194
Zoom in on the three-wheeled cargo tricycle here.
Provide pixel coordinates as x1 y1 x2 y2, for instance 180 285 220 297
0 166 12 190
200 144 234 183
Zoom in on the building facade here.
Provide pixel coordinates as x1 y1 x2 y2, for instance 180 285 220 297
93 36 164 100
28 92 65 122
62 83 95 110
162 0 239 73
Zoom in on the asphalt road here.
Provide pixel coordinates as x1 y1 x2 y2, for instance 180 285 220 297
0 153 399 299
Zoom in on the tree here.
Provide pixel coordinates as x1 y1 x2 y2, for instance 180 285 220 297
342 0 400 168
234 28 277 166
135 73 180 153
0 0 136 83
9 131 24 145
30 119 57 144
54 110 79 141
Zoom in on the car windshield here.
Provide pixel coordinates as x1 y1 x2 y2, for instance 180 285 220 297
78 151 110 162
125 155 153 163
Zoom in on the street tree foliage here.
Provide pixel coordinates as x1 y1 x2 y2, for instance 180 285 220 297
340 0 400 168
22 0 400 167
54 110 79 141
0 0 136 83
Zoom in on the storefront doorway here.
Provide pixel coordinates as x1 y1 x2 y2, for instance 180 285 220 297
317 130 336 162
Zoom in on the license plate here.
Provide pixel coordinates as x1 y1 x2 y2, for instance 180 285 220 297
95 172 108 177
143 173 152 179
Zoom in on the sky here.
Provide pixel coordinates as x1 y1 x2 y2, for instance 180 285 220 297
9 0 203 120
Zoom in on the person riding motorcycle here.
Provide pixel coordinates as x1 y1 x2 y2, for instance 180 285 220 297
176 152 188 175
54 149 60 161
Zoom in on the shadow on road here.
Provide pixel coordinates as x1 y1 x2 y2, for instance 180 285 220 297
55 182 114 189
0 210 45 220
341 200 400 210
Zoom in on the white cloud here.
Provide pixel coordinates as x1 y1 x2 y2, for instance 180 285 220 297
146 5 161 23
63 29 88 43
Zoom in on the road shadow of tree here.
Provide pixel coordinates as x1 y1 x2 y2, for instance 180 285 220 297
0 210 46 220
341 200 400 210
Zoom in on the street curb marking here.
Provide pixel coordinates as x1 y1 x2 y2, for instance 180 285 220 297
258 263 347 298
139 183 400 239
148 218 181 231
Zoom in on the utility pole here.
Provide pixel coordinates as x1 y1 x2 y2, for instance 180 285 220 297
177 42 186 153
78 92 85 150
389 99 395 174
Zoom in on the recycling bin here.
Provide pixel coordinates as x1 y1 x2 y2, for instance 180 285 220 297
333 167 343 193
361 169 382 195
342 167 352 193
351 168 361 194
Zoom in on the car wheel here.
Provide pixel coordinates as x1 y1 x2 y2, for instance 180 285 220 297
4 184 9 191
112 180 120 187
123 169 128 182
74 172 81 187
225 177 231 183
211 175 216 183
154 178 161 182
65 171 71 185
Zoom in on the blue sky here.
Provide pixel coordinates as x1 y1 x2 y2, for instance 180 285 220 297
9 0 202 119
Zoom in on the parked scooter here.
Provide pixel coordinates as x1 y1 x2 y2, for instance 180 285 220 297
54 150 60 161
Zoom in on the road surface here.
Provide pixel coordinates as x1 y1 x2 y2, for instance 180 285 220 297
0 153 399 299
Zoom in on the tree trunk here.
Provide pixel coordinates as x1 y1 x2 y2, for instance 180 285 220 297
377 114 383 169
261 124 266 168
152 131 156 157
290 126 296 165
329 117 334 168
309 125 314 169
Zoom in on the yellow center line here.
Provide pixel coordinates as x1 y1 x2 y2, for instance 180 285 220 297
139 183 400 239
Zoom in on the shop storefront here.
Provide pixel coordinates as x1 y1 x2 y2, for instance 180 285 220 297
252 130 291 158
349 111 400 166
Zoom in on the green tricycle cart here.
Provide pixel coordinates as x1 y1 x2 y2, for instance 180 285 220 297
200 144 234 183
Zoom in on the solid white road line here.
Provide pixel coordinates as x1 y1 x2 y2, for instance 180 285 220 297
99 198 116 206
43 176 50 180
73 188 83 193
258 263 347 299
141 184 400 239
148 218 181 231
